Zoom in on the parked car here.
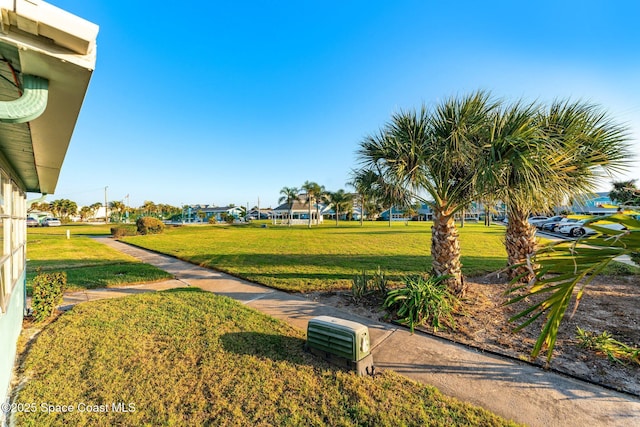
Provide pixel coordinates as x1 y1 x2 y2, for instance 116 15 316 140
541 217 579 232
26 217 39 227
533 216 563 229
527 216 548 226
41 217 62 227
558 220 626 237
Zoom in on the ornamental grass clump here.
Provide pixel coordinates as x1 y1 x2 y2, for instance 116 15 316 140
384 274 457 333
31 270 67 322
351 266 388 302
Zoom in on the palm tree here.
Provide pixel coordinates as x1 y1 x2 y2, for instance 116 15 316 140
358 91 496 296
349 169 380 226
480 99 631 281
325 189 353 226
141 200 157 216
301 181 324 228
609 180 640 206
49 199 63 217
109 201 125 222
278 186 300 227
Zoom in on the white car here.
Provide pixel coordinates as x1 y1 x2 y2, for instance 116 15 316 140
541 217 579 232
41 217 62 227
558 220 626 237
527 216 548 226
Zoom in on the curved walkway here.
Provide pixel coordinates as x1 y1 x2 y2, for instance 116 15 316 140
64 236 639 427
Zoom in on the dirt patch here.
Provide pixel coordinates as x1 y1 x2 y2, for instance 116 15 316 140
304 274 640 397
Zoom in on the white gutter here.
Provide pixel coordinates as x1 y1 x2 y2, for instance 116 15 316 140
0 0 98 56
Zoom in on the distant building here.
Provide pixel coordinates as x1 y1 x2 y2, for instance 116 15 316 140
247 208 273 220
186 205 244 222
272 199 328 225
567 192 619 216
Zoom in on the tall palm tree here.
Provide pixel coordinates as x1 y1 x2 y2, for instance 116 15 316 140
480 99 631 281
349 169 380 226
301 181 324 228
109 201 125 222
279 186 299 227
358 91 496 296
325 189 353 226
477 100 543 281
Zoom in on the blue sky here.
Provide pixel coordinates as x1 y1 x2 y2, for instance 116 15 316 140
44 1 640 209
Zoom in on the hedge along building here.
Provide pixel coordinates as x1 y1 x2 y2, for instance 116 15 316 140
0 0 97 411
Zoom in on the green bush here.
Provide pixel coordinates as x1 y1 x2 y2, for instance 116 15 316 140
384 274 457 333
31 270 67 322
136 216 165 235
220 213 235 224
208 216 217 224
110 225 137 238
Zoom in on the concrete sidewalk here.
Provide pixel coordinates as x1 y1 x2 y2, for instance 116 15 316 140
66 236 639 427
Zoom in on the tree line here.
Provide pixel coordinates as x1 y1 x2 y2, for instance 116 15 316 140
28 200 183 222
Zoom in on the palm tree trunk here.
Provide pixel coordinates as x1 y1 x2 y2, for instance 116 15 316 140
431 208 466 296
505 206 537 282
335 208 339 226
360 195 364 226
308 201 312 228
388 205 392 228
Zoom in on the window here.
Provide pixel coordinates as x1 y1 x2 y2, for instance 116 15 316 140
0 174 25 313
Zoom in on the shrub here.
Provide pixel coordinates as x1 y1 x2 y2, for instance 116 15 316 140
220 213 235 224
110 225 137 238
631 252 640 266
31 270 67 322
208 216 217 224
383 274 457 333
136 216 165 235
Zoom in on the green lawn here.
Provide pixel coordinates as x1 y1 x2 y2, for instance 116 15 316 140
14 289 519 426
122 221 509 292
27 225 172 293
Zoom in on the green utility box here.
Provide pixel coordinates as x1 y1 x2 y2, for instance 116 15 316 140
306 316 375 376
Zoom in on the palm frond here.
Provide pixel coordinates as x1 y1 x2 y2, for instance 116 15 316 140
507 215 639 362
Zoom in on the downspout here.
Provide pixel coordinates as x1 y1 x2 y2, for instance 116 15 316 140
0 75 49 123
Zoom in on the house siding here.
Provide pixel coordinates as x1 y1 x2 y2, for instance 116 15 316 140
0 175 27 419
0 270 25 414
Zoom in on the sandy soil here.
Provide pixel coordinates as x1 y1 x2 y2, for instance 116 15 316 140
304 274 640 397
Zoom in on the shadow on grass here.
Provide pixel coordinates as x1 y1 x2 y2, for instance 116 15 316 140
220 332 310 365
193 253 507 278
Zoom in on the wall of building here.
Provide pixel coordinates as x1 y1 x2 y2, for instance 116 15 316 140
0 171 27 413
0 271 25 413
